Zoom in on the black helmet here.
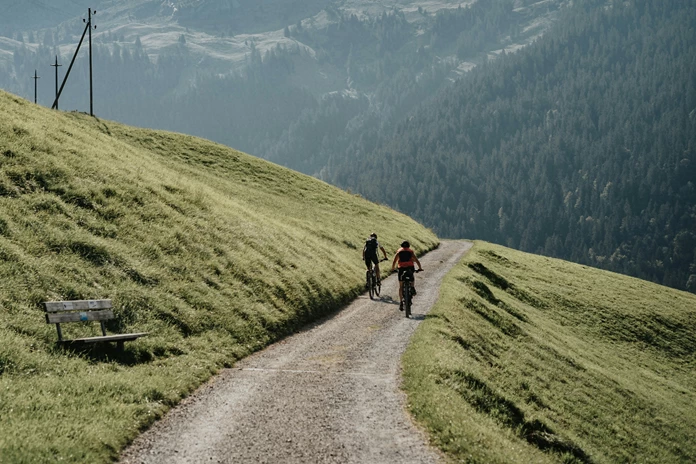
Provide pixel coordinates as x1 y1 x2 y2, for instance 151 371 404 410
401 241 410 248
370 232 377 239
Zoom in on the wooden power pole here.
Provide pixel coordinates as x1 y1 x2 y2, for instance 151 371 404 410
32 70 40 104
88 8 94 116
50 56 62 110
51 8 96 113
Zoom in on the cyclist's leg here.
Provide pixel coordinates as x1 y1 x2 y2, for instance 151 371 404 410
373 256 381 281
397 268 405 308
399 281 405 309
409 268 417 295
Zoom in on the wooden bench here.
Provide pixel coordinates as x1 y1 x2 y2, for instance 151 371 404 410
44 299 148 350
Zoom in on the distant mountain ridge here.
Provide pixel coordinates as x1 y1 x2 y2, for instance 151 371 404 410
0 0 108 30
173 0 330 35
0 0 563 107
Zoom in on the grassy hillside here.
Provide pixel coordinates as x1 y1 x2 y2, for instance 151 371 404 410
0 90 438 464
403 241 696 463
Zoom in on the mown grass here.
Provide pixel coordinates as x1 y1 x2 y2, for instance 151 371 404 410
403 241 696 463
0 90 439 463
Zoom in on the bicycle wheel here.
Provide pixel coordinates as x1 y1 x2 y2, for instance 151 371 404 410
368 272 374 299
375 276 381 297
404 282 411 318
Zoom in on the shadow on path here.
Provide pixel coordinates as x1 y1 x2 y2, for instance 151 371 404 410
378 295 400 306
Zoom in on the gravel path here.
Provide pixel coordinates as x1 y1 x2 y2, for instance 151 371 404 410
120 240 472 464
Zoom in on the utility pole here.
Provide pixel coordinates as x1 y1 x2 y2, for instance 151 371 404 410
32 70 40 104
50 56 62 110
88 8 97 116
51 20 89 110
52 8 96 113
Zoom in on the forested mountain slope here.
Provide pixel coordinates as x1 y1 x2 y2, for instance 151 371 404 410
331 0 696 292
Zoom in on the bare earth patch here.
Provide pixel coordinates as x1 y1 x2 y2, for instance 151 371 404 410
120 240 472 463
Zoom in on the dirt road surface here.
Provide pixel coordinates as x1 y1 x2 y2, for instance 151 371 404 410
120 240 472 464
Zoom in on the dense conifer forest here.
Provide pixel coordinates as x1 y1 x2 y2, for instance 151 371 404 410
330 0 696 292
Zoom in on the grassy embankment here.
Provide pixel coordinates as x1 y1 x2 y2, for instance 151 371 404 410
404 241 695 463
0 90 438 463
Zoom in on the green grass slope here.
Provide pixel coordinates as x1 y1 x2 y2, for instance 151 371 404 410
404 241 695 463
0 90 438 464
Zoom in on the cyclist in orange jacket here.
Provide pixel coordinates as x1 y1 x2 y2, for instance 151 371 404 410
391 240 423 311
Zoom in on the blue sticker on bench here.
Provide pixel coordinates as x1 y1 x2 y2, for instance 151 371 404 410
79 312 88 321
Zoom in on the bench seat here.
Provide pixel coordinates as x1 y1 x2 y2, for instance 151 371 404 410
62 333 149 344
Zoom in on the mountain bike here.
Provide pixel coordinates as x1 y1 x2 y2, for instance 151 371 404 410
402 269 423 318
366 258 388 299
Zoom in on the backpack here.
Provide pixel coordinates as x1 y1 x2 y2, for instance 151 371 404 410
365 238 378 254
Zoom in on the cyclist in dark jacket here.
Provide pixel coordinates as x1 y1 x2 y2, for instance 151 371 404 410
391 240 423 311
363 233 388 283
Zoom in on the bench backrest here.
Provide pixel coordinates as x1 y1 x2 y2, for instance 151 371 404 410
44 299 115 342
44 299 114 324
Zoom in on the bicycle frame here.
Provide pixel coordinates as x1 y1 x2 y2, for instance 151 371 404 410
366 258 386 300
401 269 421 317
402 275 413 317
